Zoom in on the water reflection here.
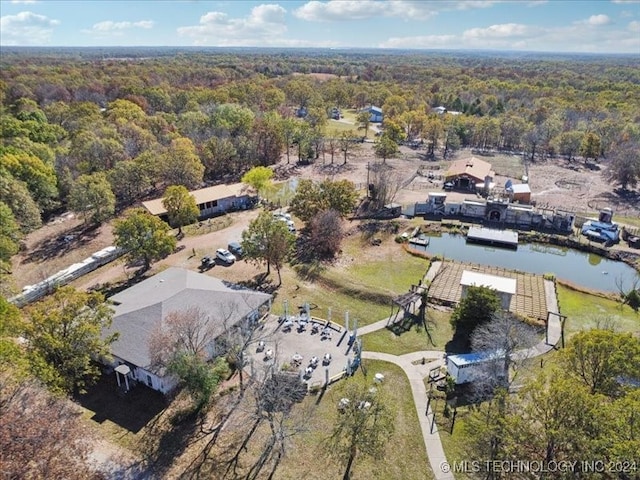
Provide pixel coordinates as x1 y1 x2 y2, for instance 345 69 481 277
414 233 638 293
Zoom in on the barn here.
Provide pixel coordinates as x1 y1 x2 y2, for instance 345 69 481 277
366 105 383 123
444 157 495 191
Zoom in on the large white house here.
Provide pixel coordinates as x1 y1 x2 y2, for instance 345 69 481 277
103 267 272 394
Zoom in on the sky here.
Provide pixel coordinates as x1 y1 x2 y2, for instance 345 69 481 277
1 0 639 54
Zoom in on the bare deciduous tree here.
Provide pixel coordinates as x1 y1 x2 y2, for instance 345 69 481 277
0 374 103 480
326 382 395 480
469 312 539 398
149 306 217 367
324 135 340 164
309 209 343 258
182 354 308 480
369 164 403 211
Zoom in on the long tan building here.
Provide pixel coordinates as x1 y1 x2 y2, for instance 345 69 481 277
142 183 257 221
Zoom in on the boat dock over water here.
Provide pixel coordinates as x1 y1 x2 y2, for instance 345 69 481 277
409 234 430 246
466 226 518 249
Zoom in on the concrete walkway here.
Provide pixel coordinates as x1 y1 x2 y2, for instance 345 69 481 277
357 277 564 480
357 316 397 335
362 351 453 480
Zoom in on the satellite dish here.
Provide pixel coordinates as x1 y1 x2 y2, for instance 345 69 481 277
505 179 513 189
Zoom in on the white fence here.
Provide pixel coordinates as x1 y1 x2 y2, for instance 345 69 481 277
9 246 124 307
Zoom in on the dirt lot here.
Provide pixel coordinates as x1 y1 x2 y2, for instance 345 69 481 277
11 212 115 289
11 146 638 293
277 145 640 216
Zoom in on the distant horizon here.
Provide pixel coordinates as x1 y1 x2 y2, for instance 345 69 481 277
1 1 638 55
2 45 638 59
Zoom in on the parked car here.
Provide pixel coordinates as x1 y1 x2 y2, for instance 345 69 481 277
227 241 243 258
272 212 292 221
200 255 215 270
277 217 296 232
216 248 236 264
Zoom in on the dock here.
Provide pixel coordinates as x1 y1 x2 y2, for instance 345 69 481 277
409 234 430 246
466 226 518 249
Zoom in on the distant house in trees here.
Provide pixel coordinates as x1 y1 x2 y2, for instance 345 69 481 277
432 105 461 116
142 183 257 222
102 267 272 394
365 105 383 123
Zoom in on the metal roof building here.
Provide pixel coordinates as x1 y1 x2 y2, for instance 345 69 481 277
460 270 516 310
103 267 271 393
142 183 254 219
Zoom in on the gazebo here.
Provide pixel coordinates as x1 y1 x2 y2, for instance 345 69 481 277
114 364 131 392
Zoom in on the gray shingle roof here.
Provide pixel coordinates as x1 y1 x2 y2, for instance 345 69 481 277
105 267 271 370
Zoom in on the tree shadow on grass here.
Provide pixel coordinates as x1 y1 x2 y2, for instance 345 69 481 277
236 272 279 294
292 260 326 281
21 223 102 265
138 406 205 477
313 162 357 176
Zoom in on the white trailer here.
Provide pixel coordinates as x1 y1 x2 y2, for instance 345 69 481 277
446 350 506 384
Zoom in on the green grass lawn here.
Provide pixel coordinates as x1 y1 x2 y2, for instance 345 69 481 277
262 180 297 207
437 410 476 480
275 360 433 480
271 266 393 326
341 108 358 122
325 118 359 135
322 256 430 303
363 309 454 355
273 237 431 327
557 284 639 336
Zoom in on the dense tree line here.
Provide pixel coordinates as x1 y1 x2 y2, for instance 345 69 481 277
1 49 638 242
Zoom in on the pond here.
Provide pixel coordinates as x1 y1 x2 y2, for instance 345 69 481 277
414 233 639 293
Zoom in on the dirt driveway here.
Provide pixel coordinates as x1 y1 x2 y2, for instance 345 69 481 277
73 209 264 292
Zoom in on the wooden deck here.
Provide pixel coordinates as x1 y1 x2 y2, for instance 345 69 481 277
426 260 549 324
